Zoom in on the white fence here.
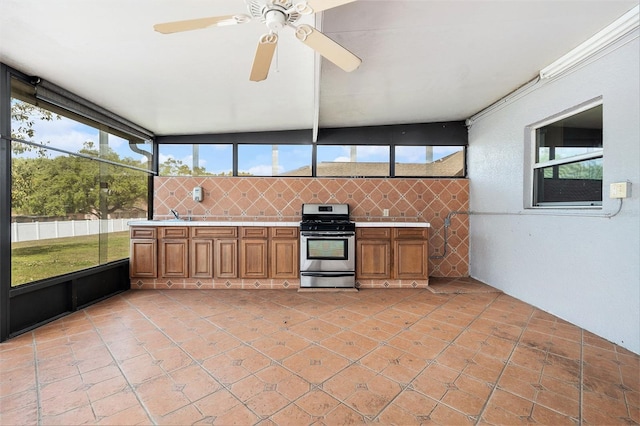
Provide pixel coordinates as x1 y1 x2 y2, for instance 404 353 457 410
11 219 132 243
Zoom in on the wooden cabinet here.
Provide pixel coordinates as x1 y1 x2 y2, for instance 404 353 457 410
393 228 428 279
191 227 238 279
160 239 189 277
356 227 428 280
130 227 157 278
130 224 426 286
356 228 391 279
190 239 213 278
130 225 301 282
394 240 428 278
240 227 268 278
159 227 188 278
216 239 238 278
357 239 391 278
269 227 299 279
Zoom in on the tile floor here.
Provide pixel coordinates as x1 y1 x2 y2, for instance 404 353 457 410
1 278 638 425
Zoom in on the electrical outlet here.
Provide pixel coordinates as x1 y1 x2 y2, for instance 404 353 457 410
610 181 631 199
383 209 389 217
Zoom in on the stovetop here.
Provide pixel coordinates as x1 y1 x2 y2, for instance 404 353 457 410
300 203 354 232
300 221 356 232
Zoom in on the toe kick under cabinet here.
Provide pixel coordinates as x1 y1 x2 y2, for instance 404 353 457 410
130 225 299 280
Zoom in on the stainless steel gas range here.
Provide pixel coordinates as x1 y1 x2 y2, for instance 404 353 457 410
299 203 356 288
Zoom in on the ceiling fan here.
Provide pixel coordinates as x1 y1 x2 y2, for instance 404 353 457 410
154 0 361 82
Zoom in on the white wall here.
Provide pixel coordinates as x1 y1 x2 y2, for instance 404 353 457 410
467 35 640 354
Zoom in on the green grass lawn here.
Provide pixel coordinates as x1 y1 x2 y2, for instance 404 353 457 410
11 231 130 286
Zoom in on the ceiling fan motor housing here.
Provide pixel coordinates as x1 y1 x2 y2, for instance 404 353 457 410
265 9 286 31
247 0 301 29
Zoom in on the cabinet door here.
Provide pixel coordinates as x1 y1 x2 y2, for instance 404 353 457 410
160 239 188 278
394 239 428 279
240 239 268 278
270 239 299 279
130 239 157 278
216 239 238 278
356 240 391 279
190 239 213 278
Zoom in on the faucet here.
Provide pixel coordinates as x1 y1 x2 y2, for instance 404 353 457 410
170 209 180 220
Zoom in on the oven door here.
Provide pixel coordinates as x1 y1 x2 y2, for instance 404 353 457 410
300 232 355 273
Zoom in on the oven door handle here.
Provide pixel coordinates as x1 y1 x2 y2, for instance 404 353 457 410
300 272 355 277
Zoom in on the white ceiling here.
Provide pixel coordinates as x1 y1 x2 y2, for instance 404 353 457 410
1 0 637 137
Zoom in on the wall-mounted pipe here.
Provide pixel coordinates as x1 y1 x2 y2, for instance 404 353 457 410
430 199 624 260
429 211 469 259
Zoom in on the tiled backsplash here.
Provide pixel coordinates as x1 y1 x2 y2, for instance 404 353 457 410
154 177 469 277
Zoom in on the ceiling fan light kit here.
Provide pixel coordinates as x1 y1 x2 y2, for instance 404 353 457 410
153 0 361 82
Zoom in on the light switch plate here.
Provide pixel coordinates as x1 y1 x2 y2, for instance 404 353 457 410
609 182 631 199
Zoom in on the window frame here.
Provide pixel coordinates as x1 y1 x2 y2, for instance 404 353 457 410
157 141 467 178
156 122 468 178
525 98 603 209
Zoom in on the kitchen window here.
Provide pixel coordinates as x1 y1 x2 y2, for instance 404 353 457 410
531 102 603 207
395 145 465 177
156 122 468 178
159 143 233 176
316 145 389 177
238 144 312 176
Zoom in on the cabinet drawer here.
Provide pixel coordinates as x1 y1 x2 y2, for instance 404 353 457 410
160 227 189 239
191 227 237 239
130 227 157 239
393 228 428 239
356 227 391 239
270 227 299 239
241 227 268 239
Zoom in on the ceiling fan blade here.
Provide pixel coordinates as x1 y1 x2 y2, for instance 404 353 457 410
294 24 361 72
294 0 357 14
250 33 278 82
153 14 250 34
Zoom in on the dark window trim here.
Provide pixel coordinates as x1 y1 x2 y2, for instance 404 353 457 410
1 63 12 341
156 129 313 145
156 122 467 146
318 122 467 146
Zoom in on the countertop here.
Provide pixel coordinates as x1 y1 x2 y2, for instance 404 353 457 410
128 220 430 228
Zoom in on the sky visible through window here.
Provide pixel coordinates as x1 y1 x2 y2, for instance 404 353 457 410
159 144 461 176
11 99 150 164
